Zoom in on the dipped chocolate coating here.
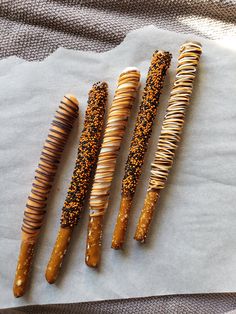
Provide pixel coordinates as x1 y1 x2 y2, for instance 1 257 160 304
60 82 108 227
121 51 172 197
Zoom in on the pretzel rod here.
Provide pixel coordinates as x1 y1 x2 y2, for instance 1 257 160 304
45 82 108 284
13 95 79 297
112 51 172 249
134 41 202 243
85 68 140 267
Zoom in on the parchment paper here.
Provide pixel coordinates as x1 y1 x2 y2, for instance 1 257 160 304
0 26 236 309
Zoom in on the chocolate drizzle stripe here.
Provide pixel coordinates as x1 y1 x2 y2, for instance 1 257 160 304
47 132 66 143
43 144 64 154
22 221 41 230
23 218 41 226
60 100 78 113
24 209 46 216
63 96 79 109
49 128 68 140
31 189 47 199
35 169 55 181
21 226 38 234
38 163 57 172
34 175 53 186
51 120 72 133
58 104 78 118
40 152 60 164
28 195 46 204
28 202 47 210
55 110 75 124
38 164 56 174
54 114 74 128
45 138 65 149
39 157 58 168
32 182 50 190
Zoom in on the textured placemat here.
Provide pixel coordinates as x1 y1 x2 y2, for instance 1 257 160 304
3 294 236 314
0 0 235 61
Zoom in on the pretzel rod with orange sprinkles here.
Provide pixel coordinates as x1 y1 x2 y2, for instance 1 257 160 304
134 41 202 243
45 82 108 284
85 68 140 267
111 51 172 249
13 94 79 297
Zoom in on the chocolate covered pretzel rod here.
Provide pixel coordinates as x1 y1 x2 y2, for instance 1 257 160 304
85 68 140 267
112 51 172 249
134 41 202 242
45 82 108 284
13 95 79 297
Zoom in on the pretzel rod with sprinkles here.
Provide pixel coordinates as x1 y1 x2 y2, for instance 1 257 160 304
45 82 108 284
13 95 79 297
85 68 140 267
134 41 202 243
112 51 172 249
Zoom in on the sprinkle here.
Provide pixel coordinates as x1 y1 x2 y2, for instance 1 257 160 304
16 279 23 287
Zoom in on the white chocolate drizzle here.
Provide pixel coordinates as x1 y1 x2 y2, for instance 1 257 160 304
148 42 202 191
89 68 140 217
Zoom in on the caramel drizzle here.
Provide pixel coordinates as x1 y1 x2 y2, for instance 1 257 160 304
89 68 140 218
148 42 202 191
21 95 78 239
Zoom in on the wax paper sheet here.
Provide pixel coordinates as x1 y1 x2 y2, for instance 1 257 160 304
0 26 236 308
